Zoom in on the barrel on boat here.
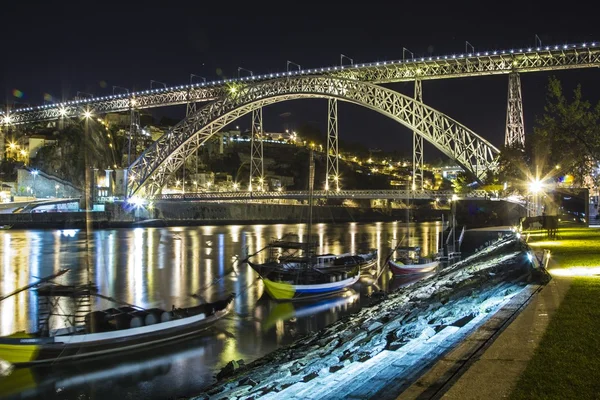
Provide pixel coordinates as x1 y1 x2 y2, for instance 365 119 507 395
129 311 149 328
161 311 174 322
111 313 134 330
85 311 111 333
144 308 165 325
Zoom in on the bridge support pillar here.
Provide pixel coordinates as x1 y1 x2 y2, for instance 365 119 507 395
185 91 198 193
249 108 264 191
413 79 424 190
127 108 140 167
326 98 339 191
505 72 525 147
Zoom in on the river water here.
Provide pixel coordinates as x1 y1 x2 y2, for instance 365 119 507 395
0 221 444 399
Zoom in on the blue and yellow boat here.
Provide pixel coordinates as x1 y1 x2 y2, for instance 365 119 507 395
261 273 360 301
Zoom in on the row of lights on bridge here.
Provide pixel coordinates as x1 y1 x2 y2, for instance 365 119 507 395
1 41 598 120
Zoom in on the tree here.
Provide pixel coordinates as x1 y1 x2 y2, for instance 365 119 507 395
452 172 473 194
296 123 324 145
531 77 600 187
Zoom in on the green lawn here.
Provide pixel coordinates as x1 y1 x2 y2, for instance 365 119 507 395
510 227 600 399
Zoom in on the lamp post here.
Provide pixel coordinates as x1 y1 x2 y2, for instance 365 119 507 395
528 178 542 217
31 169 39 198
83 109 93 210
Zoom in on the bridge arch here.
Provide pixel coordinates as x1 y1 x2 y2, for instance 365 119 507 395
128 76 499 196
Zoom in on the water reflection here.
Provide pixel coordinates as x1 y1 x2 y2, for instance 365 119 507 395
0 222 443 399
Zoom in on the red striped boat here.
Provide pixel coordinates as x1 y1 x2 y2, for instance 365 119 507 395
388 259 439 276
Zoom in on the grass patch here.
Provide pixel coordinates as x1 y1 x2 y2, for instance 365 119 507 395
527 226 600 268
510 227 600 399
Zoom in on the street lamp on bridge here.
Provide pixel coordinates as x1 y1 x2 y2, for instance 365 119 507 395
238 67 253 79
340 54 353 67
286 61 301 73
150 80 167 89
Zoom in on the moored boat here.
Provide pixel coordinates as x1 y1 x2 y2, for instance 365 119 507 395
0 225 12 230
0 273 234 366
388 259 439 276
261 270 360 301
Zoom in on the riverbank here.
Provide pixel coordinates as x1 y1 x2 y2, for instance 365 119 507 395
191 235 543 399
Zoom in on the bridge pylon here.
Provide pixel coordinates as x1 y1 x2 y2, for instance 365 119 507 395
249 108 264 191
127 107 140 167
186 88 199 192
326 98 339 192
412 78 424 190
505 72 525 147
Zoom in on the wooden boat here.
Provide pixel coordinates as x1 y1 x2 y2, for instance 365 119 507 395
388 258 439 276
260 269 360 301
247 150 362 301
0 270 234 366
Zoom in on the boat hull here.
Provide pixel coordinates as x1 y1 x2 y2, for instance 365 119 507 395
0 299 234 366
263 274 360 301
389 260 439 276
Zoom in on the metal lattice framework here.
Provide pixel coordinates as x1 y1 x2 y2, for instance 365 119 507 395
127 76 499 197
413 79 424 190
4 44 600 125
127 108 140 166
326 98 339 191
155 189 488 201
505 72 525 147
249 108 264 191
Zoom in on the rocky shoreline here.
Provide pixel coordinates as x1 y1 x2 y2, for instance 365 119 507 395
192 237 548 399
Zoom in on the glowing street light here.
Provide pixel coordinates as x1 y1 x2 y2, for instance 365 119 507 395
83 110 92 119
55 184 59 197
528 179 542 193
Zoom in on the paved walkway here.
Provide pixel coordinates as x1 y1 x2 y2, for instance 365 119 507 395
397 259 571 400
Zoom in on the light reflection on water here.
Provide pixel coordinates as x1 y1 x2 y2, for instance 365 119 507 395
0 221 442 399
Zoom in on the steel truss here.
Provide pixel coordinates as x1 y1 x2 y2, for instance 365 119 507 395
126 76 500 197
249 108 264 191
505 72 525 147
155 189 488 201
326 98 339 191
127 108 140 166
413 79 424 190
5 46 600 125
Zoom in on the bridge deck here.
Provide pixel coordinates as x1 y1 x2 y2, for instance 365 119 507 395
3 42 599 125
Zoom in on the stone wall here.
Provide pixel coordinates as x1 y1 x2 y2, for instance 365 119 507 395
17 169 81 199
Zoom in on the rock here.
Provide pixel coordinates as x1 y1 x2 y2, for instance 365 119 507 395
329 364 345 373
365 321 383 333
238 377 258 387
216 359 245 380
303 371 319 382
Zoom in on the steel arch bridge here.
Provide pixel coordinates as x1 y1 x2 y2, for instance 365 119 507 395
128 75 499 197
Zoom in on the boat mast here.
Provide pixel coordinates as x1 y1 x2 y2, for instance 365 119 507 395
406 185 410 247
306 149 315 259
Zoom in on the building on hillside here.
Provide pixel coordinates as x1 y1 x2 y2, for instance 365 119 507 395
28 136 57 158
440 166 464 181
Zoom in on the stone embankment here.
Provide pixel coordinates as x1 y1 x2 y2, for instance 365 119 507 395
193 237 547 400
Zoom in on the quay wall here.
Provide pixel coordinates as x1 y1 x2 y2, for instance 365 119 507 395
0 199 525 229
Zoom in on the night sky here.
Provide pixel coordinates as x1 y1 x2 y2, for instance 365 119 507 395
2 3 599 161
